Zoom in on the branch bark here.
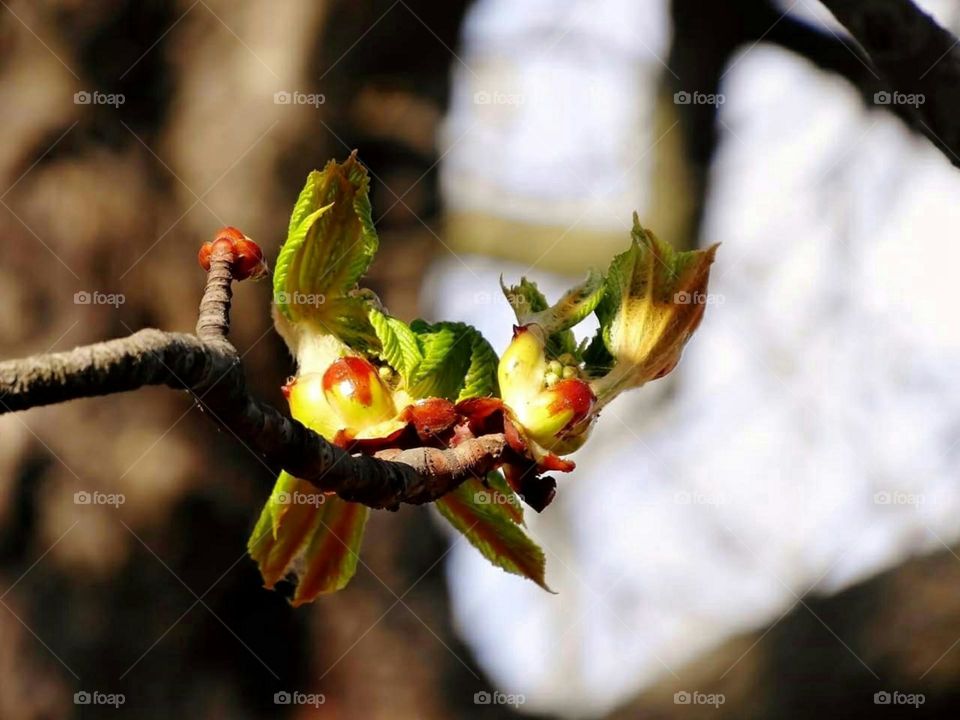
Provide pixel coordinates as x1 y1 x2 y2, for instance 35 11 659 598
0 245 506 510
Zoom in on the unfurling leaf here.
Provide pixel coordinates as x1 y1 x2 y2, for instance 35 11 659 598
276 152 377 311
272 153 380 362
590 214 718 407
368 308 423 382
501 274 604 361
434 475 550 591
247 472 368 602
460 329 500 401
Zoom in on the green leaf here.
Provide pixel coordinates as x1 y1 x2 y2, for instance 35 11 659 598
272 153 380 349
368 308 422 382
459 329 499 401
287 169 324 238
435 476 550 591
535 269 606 335
581 328 615 379
409 321 457 383
485 470 524 525
501 276 549 322
274 204 333 320
408 321 498 401
501 272 605 361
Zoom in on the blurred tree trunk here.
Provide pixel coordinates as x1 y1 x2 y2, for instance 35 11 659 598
0 1 522 718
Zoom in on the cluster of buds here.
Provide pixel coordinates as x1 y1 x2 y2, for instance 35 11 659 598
544 354 580 386
497 216 718 463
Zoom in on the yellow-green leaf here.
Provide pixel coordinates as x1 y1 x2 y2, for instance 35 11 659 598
435 476 550 591
592 214 718 405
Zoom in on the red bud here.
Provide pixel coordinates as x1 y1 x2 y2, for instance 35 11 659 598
198 226 268 280
321 357 396 430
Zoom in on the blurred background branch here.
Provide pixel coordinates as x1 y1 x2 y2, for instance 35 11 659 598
820 0 960 165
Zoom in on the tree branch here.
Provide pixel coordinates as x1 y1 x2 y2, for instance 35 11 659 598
0 243 507 510
820 0 960 166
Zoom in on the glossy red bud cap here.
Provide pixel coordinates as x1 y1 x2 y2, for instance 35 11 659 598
546 378 596 424
321 356 396 430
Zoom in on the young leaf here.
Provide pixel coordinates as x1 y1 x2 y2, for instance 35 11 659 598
531 269 605 335
485 470 524 525
501 273 604 361
591 214 718 405
291 496 369 605
501 276 549 323
272 153 380 353
247 473 369 601
581 328 615 379
368 308 422 382
435 476 550 591
409 320 459 388
273 204 333 320
459 329 499 401
408 321 498 401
